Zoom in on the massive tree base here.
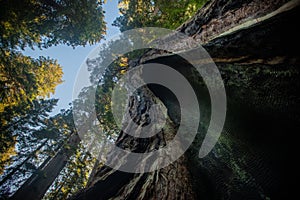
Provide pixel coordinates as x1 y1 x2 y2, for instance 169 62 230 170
70 0 300 199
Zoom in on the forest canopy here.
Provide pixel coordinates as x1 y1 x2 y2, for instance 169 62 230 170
113 0 208 31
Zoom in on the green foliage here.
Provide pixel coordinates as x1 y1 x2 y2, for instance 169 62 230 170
0 99 58 174
113 0 208 31
0 50 63 175
0 105 76 197
0 51 63 113
42 143 95 200
0 135 16 175
0 0 106 50
0 1 107 192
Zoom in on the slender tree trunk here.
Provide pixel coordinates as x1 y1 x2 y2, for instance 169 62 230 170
71 0 300 199
0 139 48 187
11 133 80 200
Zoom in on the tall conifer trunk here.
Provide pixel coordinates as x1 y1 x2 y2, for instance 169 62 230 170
12 133 80 200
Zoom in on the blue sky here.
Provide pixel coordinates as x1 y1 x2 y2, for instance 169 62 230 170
23 1 120 114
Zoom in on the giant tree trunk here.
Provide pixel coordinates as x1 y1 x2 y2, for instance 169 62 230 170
71 0 300 199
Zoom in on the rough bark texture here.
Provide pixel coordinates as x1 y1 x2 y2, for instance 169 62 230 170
71 0 300 199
